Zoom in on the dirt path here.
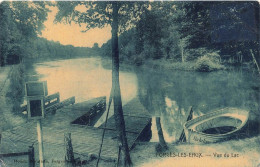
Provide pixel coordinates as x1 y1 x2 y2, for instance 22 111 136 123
77 135 260 167
0 66 13 132
132 135 260 167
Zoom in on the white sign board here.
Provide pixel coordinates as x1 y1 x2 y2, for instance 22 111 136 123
25 81 48 97
25 81 48 119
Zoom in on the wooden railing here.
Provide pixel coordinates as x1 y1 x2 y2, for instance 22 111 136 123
21 92 75 115
46 96 75 115
71 97 106 126
44 92 60 108
21 92 60 112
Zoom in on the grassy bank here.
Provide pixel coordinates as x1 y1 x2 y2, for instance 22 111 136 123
101 54 226 72
142 57 225 72
0 65 26 132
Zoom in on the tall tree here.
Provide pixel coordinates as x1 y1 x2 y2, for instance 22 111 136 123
0 1 49 65
55 2 149 166
111 3 132 166
210 1 259 64
177 2 211 49
0 2 11 66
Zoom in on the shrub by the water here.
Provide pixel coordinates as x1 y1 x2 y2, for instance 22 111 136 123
194 52 225 72
8 64 25 114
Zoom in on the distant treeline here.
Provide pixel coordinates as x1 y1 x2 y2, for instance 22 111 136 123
0 1 95 66
25 38 96 62
100 1 259 69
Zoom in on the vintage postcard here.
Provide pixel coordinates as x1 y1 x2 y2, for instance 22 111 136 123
0 1 259 167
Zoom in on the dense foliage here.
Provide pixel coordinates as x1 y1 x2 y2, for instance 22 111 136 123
100 1 259 71
0 1 95 66
0 1 259 70
0 1 49 65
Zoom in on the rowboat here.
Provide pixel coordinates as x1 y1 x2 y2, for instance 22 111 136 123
184 108 249 144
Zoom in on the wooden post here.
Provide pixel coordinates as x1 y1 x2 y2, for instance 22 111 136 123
37 120 44 167
179 107 193 142
64 133 75 167
250 49 260 75
75 157 82 167
116 144 122 167
57 92 60 103
28 145 35 167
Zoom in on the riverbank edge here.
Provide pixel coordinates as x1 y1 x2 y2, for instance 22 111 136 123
26 55 256 73
101 56 259 73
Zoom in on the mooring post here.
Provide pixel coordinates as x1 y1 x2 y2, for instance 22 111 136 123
116 144 122 167
64 133 75 167
179 107 193 142
57 92 60 103
28 145 35 167
75 157 82 167
250 49 260 75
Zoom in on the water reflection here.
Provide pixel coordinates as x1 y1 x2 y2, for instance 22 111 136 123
33 57 139 128
34 57 138 105
136 67 259 142
136 69 186 142
32 57 259 142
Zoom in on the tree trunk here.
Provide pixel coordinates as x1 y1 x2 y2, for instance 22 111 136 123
111 2 132 167
181 46 184 63
156 117 168 151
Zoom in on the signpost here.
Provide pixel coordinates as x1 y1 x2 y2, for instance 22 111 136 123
25 81 47 167
37 119 44 167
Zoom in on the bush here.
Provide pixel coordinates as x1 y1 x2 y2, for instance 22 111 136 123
194 52 224 72
186 48 209 61
8 64 25 114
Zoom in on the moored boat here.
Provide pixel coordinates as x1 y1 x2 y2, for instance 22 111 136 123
184 108 249 144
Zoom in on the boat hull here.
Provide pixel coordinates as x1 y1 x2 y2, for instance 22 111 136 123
184 108 249 144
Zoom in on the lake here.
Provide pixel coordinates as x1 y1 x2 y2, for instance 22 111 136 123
30 57 260 142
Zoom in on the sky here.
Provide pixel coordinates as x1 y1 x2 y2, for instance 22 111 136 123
40 6 112 48
2 0 259 47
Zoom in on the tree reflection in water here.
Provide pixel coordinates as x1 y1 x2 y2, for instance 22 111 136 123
136 68 187 145
136 67 260 142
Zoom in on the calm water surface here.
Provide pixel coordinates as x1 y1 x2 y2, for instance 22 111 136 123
33 57 260 142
